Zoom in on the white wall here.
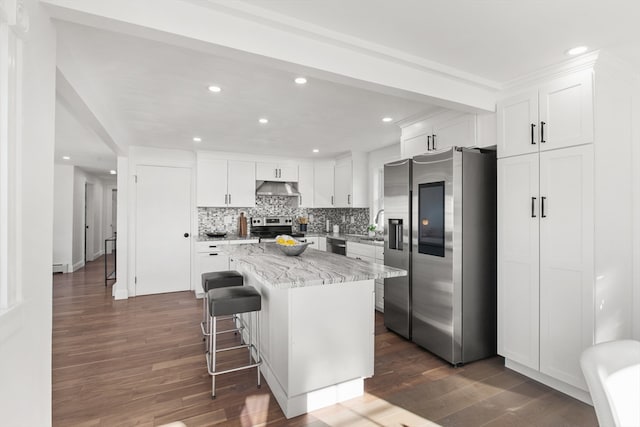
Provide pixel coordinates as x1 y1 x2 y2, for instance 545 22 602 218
113 157 128 299
102 181 117 252
0 1 56 425
368 143 401 228
53 164 74 271
633 76 640 340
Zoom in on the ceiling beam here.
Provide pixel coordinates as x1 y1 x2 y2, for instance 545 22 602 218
42 0 497 113
56 54 129 156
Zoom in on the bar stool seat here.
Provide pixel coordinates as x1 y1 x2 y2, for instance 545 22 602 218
206 285 262 398
200 271 243 341
202 271 243 291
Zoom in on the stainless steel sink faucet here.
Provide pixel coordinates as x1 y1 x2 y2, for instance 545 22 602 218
374 209 384 227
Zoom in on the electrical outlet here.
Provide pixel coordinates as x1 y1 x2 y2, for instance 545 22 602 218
224 215 232 224
342 215 346 222
350 216 355 223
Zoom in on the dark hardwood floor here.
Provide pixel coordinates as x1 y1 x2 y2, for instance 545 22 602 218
52 255 597 426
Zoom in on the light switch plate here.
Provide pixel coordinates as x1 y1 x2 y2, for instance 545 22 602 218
224 215 232 224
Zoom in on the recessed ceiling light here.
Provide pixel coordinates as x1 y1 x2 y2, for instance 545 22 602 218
193 137 202 142
382 117 393 123
208 85 221 93
312 149 319 153
110 170 117 175
566 46 588 56
62 156 70 160
259 118 269 124
295 77 307 85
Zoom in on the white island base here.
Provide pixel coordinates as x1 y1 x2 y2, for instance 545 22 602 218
241 276 375 419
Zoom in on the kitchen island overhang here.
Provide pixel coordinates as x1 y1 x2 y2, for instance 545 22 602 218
219 243 407 418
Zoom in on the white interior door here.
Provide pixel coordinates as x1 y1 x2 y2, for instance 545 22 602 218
497 153 540 370
539 144 594 389
136 165 191 295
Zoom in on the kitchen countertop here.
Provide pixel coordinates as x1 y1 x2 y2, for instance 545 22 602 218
220 243 404 289
305 232 385 246
196 234 259 242
198 232 384 246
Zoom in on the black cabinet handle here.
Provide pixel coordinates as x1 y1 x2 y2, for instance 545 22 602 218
531 197 537 218
209 245 217 248
331 195 334 205
540 121 546 143
348 194 351 205
184 233 190 238
432 134 437 150
531 123 536 145
541 197 547 218
209 253 218 256
228 194 231 204
426 135 431 151
224 194 228 204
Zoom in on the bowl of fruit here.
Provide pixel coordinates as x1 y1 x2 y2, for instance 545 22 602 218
275 235 311 256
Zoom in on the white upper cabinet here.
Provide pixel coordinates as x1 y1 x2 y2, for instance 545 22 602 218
431 114 477 151
334 153 369 208
334 160 352 207
401 112 480 159
227 160 256 207
197 158 228 207
297 162 314 207
256 162 299 182
197 156 255 207
313 161 335 207
538 71 594 151
497 69 593 158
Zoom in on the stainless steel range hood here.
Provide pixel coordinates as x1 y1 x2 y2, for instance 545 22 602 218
255 181 300 197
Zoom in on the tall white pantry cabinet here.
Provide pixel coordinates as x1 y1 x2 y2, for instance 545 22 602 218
496 53 635 402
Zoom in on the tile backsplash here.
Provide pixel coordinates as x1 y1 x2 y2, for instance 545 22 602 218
198 196 369 235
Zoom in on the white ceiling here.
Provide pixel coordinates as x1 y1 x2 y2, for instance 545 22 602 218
54 0 640 174
56 22 437 162
225 0 640 82
55 98 117 179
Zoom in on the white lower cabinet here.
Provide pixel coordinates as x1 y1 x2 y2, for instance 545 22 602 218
194 240 258 296
498 144 594 391
317 237 326 252
347 242 385 311
303 236 319 250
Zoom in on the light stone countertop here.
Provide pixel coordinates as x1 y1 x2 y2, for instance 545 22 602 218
304 232 385 247
220 243 406 289
196 234 258 242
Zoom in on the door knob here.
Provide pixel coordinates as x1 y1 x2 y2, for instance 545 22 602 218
184 233 190 238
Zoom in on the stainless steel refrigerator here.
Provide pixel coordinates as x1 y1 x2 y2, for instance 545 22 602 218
384 147 497 365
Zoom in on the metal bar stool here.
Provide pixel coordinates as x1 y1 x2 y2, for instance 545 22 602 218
200 271 243 344
205 286 262 399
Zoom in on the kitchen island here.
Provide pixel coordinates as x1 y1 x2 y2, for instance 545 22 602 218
219 243 406 418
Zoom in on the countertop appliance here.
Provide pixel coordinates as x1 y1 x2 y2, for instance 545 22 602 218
383 147 497 365
250 217 305 242
326 236 346 256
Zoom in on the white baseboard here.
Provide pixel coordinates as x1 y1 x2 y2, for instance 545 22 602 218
72 261 85 272
113 282 128 300
504 359 593 405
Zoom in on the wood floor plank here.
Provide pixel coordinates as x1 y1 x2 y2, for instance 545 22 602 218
52 255 597 426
